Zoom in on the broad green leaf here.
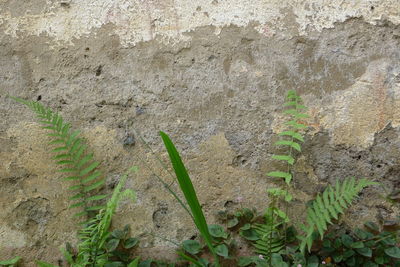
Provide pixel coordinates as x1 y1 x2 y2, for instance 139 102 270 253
215 244 229 258
385 247 400 259
356 247 372 257
124 238 139 249
182 240 201 255
227 217 239 228
105 239 119 251
208 224 228 239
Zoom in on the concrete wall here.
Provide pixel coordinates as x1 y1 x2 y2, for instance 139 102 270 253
1 0 399 265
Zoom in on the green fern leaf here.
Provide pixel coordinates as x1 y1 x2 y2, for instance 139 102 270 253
76 153 93 169
278 130 304 142
300 178 376 253
83 180 104 192
86 194 108 202
70 201 86 209
52 146 68 152
286 120 307 129
82 171 102 184
80 162 100 176
267 171 292 183
271 155 295 165
275 140 301 152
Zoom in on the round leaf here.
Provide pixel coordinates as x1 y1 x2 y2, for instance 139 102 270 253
384 246 400 259
106 239 120 251
208 224 228 239
182 240 201 255
341 234 354 248
215 244 229 258
240 229 259 241
124 237 139 249
356 247 372 257
111 229 125 239
227 218 239 228
350 241 364 249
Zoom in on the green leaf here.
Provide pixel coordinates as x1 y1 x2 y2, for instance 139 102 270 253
111 229 125 239
82 170 102 184
227 217 239 228
342 234 354 248
83 180 104 192
106 239 120 251
76 153 93 169
240 228 259 241
79 161 100 176
160 131 217 258
0 257 21 265
285 120 307 129
85 205 104 211
208 224 228 239
86 194 108 202
266 171 292 184
127 258 140 267
385 247 400 259
278 131 304 142
124 237 139 249
215 244 229 258
69 201 85 209
182 240 201 255
271 155 295 165
36 261 58 267
356 247 372 257
351 241 365 248
275 140 301 151
52 146 68 152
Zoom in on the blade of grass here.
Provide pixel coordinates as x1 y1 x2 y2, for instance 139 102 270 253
160 131 219 266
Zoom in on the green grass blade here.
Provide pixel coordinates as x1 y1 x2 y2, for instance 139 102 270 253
160 131 218 260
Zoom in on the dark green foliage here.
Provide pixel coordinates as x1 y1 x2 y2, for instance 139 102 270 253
299 178 378 253
316 223 400 266
11 97 106 218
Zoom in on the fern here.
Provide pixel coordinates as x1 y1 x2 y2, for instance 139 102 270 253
10 97 106 218
299 177 378 253
251 207 286 261
65 167 137 267
267 90 309 185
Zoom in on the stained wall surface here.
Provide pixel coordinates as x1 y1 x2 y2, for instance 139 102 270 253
0 0 399 265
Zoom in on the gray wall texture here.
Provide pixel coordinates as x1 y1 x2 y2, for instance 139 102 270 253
1 0 400 265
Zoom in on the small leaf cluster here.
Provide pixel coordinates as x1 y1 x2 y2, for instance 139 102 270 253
180 224 233 266
316 222 400 267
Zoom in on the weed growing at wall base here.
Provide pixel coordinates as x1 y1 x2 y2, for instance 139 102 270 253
4 91 399 267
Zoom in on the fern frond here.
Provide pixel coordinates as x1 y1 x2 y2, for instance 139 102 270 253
74 167 137 266
299 178 377 253
11 98 106 218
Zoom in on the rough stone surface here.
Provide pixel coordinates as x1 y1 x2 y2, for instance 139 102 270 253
0 0 400 265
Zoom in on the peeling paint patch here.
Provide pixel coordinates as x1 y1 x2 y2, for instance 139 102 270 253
0 0 399 47
320 59 400 148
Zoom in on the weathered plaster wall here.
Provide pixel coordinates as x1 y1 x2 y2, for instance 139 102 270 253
0 0 399 265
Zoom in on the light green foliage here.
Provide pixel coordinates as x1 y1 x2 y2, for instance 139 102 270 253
0 256 21 267
65 167 137 267
10 97 106 218
267 90 308 186
299 177 378 253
